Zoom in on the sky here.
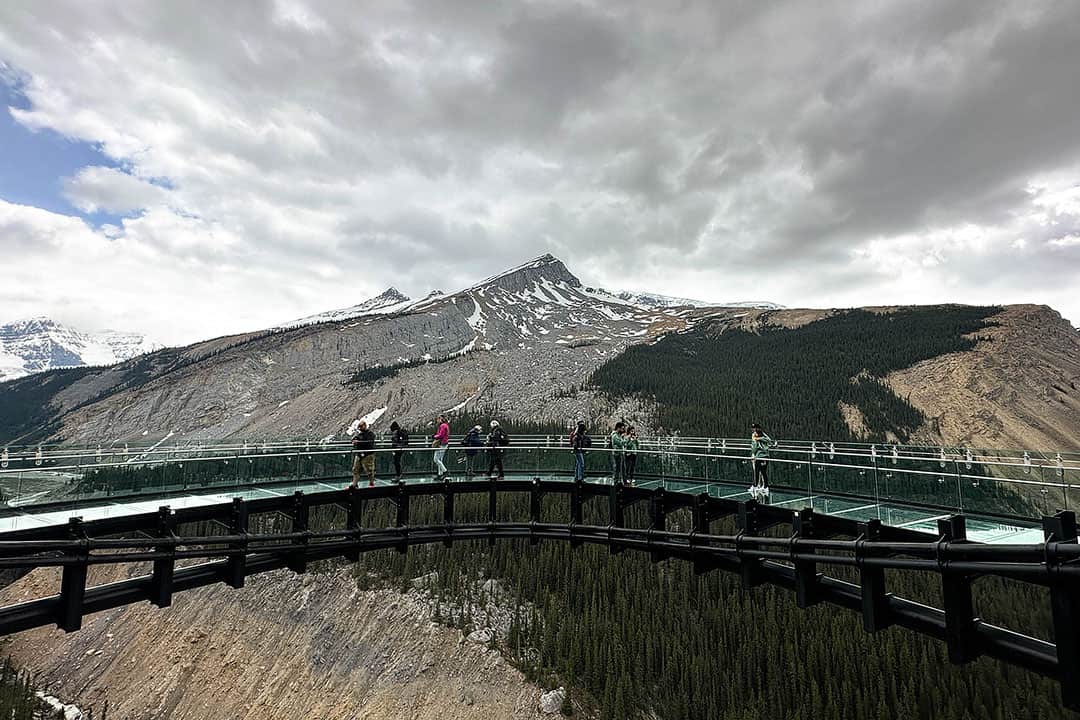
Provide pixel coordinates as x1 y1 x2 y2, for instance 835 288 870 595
1 0 1078 345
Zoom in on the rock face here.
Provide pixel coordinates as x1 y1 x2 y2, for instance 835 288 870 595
886 304 1080 450
0 317 159 383
0 566 548 720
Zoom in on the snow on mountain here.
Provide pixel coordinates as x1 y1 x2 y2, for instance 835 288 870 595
614 290 784 310
279 288 412 328
0 317 161 383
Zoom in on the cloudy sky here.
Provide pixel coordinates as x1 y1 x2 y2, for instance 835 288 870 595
1 0 1079 344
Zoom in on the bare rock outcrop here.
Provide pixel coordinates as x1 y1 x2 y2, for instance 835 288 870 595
886 305 1080 450
0 566 549 720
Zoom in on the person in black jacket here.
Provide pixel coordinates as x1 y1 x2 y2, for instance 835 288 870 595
389 421 409 480
487 420 509 479
462 425 484 477
351 420 377 487
571 420 591 481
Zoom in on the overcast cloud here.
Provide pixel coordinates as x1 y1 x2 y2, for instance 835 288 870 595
1 0 1078 344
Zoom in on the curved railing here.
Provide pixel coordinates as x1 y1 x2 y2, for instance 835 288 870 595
1 474 1079 711
1 438 1076 533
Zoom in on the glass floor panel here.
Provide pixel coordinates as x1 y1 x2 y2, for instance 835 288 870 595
0 474 1042 544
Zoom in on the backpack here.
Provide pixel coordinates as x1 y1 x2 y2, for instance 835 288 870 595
398 428 410 446
582 434 592 448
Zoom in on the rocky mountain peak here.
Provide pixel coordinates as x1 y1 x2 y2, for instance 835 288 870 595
379 287 409 303
470 253 581 295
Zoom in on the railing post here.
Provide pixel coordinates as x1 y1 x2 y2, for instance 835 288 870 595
609 483 625 555
570 478 583 549
487 475 498 548
150 506 176 608
287 490 309 574
343 488 361 562
737 501 761 588
58 517 88 632
395 480 409 554
1044 511 1080 711
858 519 890 632
227 498 249 588
529 478 542 546
938 515 977 664
443 478 455 549
691 493 710 575
793 508 819 608
649 487 667 563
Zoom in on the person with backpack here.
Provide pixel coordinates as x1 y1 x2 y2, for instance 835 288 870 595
461 425 484 477
432 414 450 480
610 422 626 484
350 420 377 488
749 422 774 498
624 426 639 485
487 420 509 479
570 420 591 481
389 421 409 480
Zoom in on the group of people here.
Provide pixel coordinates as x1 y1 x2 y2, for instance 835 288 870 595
351 415 774 497
350 414 510 488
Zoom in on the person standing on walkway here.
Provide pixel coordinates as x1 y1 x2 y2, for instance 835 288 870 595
432 415 451 479
571 420 591 481
610 422 626 484
624 426 639 485
351 420 377 488
487 420 509 478
389 421 409 480
749 422 773 498
462 425 483 477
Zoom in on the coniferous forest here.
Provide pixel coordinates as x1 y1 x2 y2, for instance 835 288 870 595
590 306 1000 442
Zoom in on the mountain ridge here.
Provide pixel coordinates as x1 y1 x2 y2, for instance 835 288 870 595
0 255 1076 453
0 317 160 383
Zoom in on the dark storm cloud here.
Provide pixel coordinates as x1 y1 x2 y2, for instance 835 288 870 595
1 0 1079 340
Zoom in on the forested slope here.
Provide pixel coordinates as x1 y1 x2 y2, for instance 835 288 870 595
590 306 1000 442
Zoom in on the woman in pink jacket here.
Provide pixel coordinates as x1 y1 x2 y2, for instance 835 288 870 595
432 414 450 479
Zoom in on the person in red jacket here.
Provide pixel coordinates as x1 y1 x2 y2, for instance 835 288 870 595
432 414 450 479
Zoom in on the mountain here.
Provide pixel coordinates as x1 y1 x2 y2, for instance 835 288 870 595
278 288 413 328
0 254 1077 453
614 290 784 310
0 317 160 383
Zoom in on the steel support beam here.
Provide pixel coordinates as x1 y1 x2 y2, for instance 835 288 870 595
1045 511 1080 711
57 517 87 632
793 508 820 608
939 515 977 664
150 506 176 608
859 519 890 632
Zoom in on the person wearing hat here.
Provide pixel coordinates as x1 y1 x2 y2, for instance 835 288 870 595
461 424 484 477
486 420 509 479
749 423 774 498
350 420 377 488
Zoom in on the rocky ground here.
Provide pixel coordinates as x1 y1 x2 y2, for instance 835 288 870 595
886 304 1080 451
0 566 559 720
